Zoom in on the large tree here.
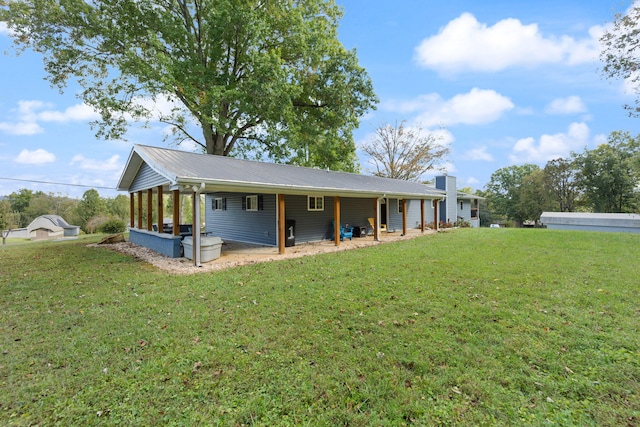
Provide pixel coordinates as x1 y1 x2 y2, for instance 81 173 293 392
1 0 377 171
361 121 449 181
75 189 106 232
600 4 640 116
484 164 539 223
574 131 640 213
6 188 35 227
516 169 555 222
543 157 580 212
0 199 20 231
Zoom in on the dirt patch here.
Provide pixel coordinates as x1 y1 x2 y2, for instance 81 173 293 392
95 229 436 275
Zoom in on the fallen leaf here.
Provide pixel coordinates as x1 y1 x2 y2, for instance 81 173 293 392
565 366 574 374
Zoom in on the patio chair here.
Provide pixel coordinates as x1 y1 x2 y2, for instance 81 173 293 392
332 221 353 241
367 217 387 233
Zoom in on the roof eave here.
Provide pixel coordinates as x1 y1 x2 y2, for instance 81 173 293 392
175 177 445 199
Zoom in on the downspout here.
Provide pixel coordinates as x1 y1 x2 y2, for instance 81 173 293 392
192 182 205 267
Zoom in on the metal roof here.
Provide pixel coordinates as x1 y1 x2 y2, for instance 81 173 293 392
117 144 446 199
457 191 483 200
541 212 640 221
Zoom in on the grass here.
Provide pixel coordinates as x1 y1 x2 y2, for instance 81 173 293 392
0 229 639 426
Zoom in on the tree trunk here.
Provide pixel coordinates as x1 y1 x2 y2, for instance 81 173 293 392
202 123 225 155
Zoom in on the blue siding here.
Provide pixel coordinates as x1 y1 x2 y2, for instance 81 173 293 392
205 193 277 245
458 200 471 221
205 193 382 245
386 199 424 232
206 193 437 245
405 200 423 230
387 198 402 232
339 197 377 235
129 229 182 258
283 195 334 242
283 196 376 242
130 163 167 192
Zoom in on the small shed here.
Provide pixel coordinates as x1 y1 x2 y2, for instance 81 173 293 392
540 212 640 233
27 215 80 240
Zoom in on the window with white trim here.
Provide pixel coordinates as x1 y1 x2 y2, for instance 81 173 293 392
308 196 324 211
213 197 224 211
246 195 258 211
397 198 404 214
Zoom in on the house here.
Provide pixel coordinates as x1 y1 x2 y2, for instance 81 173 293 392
116 145 449 263
4 215 80 240
540 212 640 233
435 175 482 227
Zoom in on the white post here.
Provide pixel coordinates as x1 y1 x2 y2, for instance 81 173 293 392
375 198 381 242
192 186 202 267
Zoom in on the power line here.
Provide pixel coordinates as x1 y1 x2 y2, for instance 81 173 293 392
0 177 116 190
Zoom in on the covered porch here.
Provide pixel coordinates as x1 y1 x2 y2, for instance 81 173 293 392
117 145 446 266
116 226 436 274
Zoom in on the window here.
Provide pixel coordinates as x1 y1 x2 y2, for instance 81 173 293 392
460 201 464 210
397 199 404 214
245 195 258 211
213 197 225 211
308 196 324 211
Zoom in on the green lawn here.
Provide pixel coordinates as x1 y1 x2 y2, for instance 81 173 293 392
1 229 638 426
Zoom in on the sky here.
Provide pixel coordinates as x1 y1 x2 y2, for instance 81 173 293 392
1 0 639 199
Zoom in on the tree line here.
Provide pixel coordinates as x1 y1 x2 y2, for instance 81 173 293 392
0 188 203 235
0 189 130 234
480 131 640 226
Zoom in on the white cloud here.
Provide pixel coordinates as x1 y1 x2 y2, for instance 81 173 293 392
15 148 56 165
39 103 100 122
385 88 514 127
440 162 457 174
70 154 122 172
0 100 100 136
465 146 494 162
430 127 455 147
0 121 44 135
414 13 601 73
465 177 480 187
545 96 587 115
510 122 591 164
0 22 13 36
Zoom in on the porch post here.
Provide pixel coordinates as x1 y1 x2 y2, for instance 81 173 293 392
402 199 407 235
172 190 180 237
157 186 164 233
373 198 380 241
334 196 341 246
146 189 153 231
137 191 143 230
420 199 425 233
278 194 286 255
130 193 135 229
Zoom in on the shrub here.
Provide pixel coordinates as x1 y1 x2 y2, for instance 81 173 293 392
98 218 126 234
85 215 109 234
